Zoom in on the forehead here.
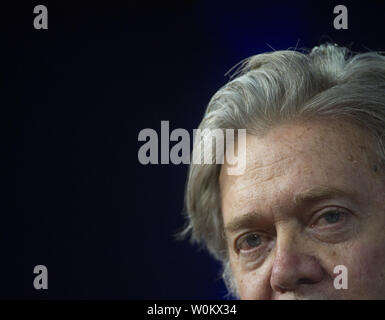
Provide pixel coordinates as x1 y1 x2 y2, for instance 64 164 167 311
219 120 379 219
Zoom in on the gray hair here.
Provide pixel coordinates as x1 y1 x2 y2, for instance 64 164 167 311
180 43 385 298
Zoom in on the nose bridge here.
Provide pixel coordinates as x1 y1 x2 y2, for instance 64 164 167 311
270 221 324 293
274 221 301 268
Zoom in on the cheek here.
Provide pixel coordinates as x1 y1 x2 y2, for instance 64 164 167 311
231 258 272 300
237 272 268 300
348 242 385 294
326 239 385 298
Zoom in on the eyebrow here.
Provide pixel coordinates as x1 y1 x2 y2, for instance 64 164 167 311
224 186 353 234
293 186 351 204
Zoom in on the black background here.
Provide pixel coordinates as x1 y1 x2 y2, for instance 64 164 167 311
2 1 385 299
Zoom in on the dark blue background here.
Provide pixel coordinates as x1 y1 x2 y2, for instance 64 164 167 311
2 1 385 299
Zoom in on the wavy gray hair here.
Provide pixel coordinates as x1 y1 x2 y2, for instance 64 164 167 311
180 43 385 298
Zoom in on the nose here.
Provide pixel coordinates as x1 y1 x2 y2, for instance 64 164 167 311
270 231 324 294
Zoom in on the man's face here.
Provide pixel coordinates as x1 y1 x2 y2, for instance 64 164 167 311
219 120 385 299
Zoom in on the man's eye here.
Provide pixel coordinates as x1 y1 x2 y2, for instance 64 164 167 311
312 209 346 228
237 233 262 251
323 211 341 223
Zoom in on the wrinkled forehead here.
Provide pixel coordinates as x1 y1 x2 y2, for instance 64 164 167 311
219 119 380 212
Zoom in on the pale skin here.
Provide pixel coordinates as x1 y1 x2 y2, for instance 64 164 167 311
219 119 385 299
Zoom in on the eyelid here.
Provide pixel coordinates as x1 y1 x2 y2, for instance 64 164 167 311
236 233 258 250
309 206 349 228
234 232 269 254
